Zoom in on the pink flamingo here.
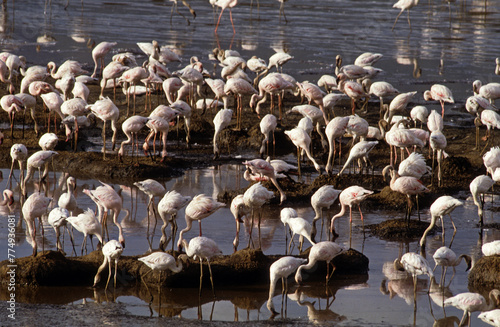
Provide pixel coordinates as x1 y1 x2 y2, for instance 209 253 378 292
285 126 321 174
469 174 495 226
259 114 277 158
336 72 368 114
22 150 58 192
134 179 166 248
224 77 257 130
83 182 124 247
424 84 454 117
214 0 238 34
119 65 149 115
66 208 104 255
118 115 150 163
230 194 250 252
61 98 88 151
7 143 27 186
177 194 225 250
22 192 52 256
47 60 88 79
100 61 128 100
213 108 233 159
243 182 274 249
385 91 417 124
157 190 192 251
383 165 430 223
93 239 123 290
325 116 350 173
391 0 419 31
143 115 172 162
311 185 341 242
251 73 292 119
330 185 373 243
295 241 345 285
444 290 500 327
40 91 65 134
473 80 500 104
1 94 23 139
267 52 293 73
243 158 286 203
337 140 378 176
88 97 119 160
91 41 117 78
296 81 328 124
420 195 463 249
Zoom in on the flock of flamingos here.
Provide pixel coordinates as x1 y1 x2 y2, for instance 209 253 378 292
0 30 500 324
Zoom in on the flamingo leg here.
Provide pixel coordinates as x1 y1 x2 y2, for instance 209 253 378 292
392 9 404 31
229 9 235 34
214 8 225 34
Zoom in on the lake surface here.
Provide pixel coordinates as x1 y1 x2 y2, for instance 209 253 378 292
0 0 500 325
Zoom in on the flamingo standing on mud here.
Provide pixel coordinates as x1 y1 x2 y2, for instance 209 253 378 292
243 182 274 249
444 290 500 327
243 158 286 204
469 174 495 226
1 94 24 139
213 108 233 159
285 127 322 175
91 41 117 78
61 97 89 151
251 73 292 119
118 115 150 163
66 208 104 255
325 116 350 173
7 143 27 186
224 78 257 130
424 84 454 117
259 114 277 158
88 97 120 160
336 73 368 115
177 194 225 251
230 194 250 252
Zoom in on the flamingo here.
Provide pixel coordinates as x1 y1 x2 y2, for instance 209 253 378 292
283 216 315 254
142 115 173 162
58 176 77 216
268 157 297 177
40 91 65 134
71 81 89 102
266 257 307 316
284 126 321 175
47 60 89 80
47 207 75 255
19 65 48 94
93 239 123 291
267 52 293 73
157 190 192 251
337 140 378 176
230 194 250 252
61 97 88 151
336 73 368 114
251 73 291 120
311 185 341 242
466 96 497 149
22 192 52 256
55 73 75 101
205 78 228 111
482 240 500 256
391 0 419 31
38 132 58 151
478 309 500 327
0 59 14 93
15 93 38 137
118 115 150 163
83 182 124 247
119 65 149 115
419 195 463 249
478 109 500 153
473 80 500 104
330 185 373 242
134 179 166 246
385 91 417 124
23 150 58 192
354 52 383 66
87 97 119 160
483 146 500 176
213 108 233 159
430 129 447 187
365 80 400 114
138 252 183 285
432 246 471 285
169 0 196 25
100 61 127 100
177 194 225 250
393 252 433 296
1 94 24 139
410 105 428 128
295 241 345 285
296 81 329 124
224 77 257 130
287 104 329 151
170 100 193 147
424 84 454 117
243 182 274 249
325 116 350 174
259 114 277 158
243 158 286 203
91 41 117 78
383 165 429 223
469 175 495 226
66 209 104 255
7 143 27 186
318 75 338 93
444 290 500 327
398 152 431 179
181 236 222 297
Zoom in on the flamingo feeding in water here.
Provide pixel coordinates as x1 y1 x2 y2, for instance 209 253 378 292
444 290 500 327
118 115 150 163
295 241 345 285
311 185 341 242
93 239 123 291
22 192 52 256
157 190 192 251
87 97 120 160
213 108 233 159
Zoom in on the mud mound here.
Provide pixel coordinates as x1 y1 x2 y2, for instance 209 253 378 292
0 248 369 288
366 218 434 241
468 255 500 291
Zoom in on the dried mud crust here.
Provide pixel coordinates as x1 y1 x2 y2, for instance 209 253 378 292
0 248 368 289
468 255 500 291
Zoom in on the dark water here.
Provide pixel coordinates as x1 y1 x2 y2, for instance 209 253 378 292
0 0 500 325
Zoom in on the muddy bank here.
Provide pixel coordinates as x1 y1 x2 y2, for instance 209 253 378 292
468 255 500 291
0 248 368 289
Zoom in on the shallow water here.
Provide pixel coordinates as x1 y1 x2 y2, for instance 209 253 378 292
0 166 499 326
1 0 500 325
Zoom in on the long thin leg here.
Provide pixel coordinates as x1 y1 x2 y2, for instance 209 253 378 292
207 259 216 298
